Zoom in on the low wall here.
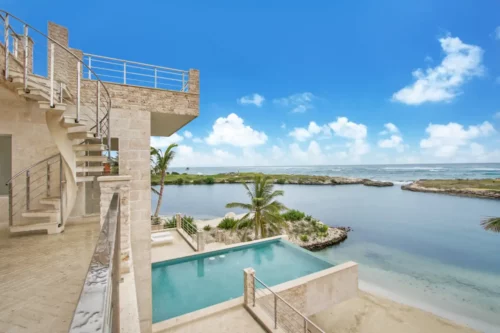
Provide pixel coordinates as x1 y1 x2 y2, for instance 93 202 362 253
272 261 358 316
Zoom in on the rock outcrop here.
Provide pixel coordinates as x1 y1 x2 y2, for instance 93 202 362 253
363 180 394 187
402 181 500 200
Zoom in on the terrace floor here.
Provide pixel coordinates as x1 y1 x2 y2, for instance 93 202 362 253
0 221 100 333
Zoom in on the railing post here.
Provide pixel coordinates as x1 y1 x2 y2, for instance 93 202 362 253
182 72 185 92
59 156 63 227
274 294 278 329
176 214 181 229
154 68 157 88
76 62 81 122
123 62 126 84
26 170 30 211
96 81 100 137
8 183 13 227
50 43 54 107
88 56 91 79
12 36 18 58
47 162 51 197
59 82 63 103
23 25 28 92
4 14 9 80
304 318 307 333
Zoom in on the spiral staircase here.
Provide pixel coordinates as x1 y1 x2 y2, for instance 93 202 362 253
1 11 112 234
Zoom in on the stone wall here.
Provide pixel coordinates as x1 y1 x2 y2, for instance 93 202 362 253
0 90 58 225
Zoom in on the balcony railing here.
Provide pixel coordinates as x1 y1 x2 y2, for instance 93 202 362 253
69 193 121 333
83 53 189 92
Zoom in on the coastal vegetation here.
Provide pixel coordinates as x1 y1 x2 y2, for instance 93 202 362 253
402 179 500 199
151 172 393 187
150 143 178 217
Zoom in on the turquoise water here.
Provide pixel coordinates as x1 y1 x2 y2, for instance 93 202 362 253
151 239 332 322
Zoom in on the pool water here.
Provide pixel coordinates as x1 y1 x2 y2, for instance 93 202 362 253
151 239 333 322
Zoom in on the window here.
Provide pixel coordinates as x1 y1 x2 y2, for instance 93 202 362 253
0 135 12 195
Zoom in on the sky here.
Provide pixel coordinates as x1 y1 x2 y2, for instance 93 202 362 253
4 0 500 166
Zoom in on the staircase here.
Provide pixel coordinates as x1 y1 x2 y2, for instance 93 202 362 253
2 11 112 234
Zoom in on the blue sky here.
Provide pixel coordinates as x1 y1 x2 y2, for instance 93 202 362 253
5 0 500 166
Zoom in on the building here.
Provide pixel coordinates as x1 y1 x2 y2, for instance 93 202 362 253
0 10 358 333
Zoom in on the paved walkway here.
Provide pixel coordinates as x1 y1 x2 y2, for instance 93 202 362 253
0 222 100 333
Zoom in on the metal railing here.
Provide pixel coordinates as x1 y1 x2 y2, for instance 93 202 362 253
69 193 121 333
0 10 112 158
83 53 190 92
5 154 65 227
180 216 198 246
252 275 325 333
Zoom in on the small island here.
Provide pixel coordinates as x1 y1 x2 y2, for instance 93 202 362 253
402 179 500 200
152 172 394 188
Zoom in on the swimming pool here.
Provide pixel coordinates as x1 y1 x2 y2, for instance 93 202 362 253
151 238 334 322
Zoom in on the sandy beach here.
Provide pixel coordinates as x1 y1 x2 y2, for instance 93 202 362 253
310 291 478 333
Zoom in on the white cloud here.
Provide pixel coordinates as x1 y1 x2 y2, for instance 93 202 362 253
494 112 500 119
150 134 183 149
392 36 484 105
183 130 193 139
329 117 367 140
289 141 325 164
378 135 405 152
237 93 265 107
495 26 500 40
274 92 315 113
288 121 330 141
420 121 495 157
380 123 399 135
192 137 203 143
205 113 268 147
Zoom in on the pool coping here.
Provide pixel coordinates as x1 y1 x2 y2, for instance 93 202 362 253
151 234 286 264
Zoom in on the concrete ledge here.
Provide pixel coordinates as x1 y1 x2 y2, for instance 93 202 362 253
245 304 286 333
152 296 244 333
97 175 132 182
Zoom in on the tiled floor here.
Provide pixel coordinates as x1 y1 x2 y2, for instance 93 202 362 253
0 222 100 333
151 230 195 263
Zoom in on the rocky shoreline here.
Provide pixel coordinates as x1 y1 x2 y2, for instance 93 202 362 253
401 181 500 200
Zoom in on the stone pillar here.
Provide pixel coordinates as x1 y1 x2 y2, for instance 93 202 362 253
188 69 199 94
243 267 255 307
98 175 132 274
216 229 224 243
197 230 205 252
176 213 181 229
48 22 70 86
17 35 34 74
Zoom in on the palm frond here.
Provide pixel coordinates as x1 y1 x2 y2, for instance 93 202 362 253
151 187 160 195
226 202 254 210
480 217 500 233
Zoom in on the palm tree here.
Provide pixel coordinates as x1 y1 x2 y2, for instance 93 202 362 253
480 217 500 233
151 143 178 217
226 175 287 239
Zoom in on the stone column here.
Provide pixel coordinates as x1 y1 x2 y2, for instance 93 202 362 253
48 22 69 87
98 175 132 274
197 230 205 252
243 267 255 307
176 213 181 229
188 69 199 94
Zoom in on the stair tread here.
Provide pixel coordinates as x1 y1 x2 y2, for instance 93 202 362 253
23 209 60 213
76 176 96 182
76 156 107 162
11 221 60 228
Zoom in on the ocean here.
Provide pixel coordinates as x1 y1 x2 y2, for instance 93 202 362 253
154 163 500 332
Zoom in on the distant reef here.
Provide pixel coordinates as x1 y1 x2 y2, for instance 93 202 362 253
402 179 500 200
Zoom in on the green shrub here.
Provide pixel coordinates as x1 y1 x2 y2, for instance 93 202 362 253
237 218 252 229
171 171 179 175
299 234 309 242
175 178 184 185
317 231 328 238
193 179 203 184
151 216 161 225
182 172 187 175
305 215 312 222
281 209 306 222
203 225 212 231
227 178 237 183
317 224 329 233
218 217 237 229
204 176 215 185
276 178 286 184
298 178 305 184
181 216 196 235
163 216 176 228
182 215 194 224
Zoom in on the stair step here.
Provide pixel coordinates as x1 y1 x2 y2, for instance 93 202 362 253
17 87 50 101
61 116 87 128
76 155 108 163
39 196 61 208
67 131 96 140
73 144 107 152
10 222 63 235
76 175 96 183
76 165 105 173
22 209 60 219
38 101 67 111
